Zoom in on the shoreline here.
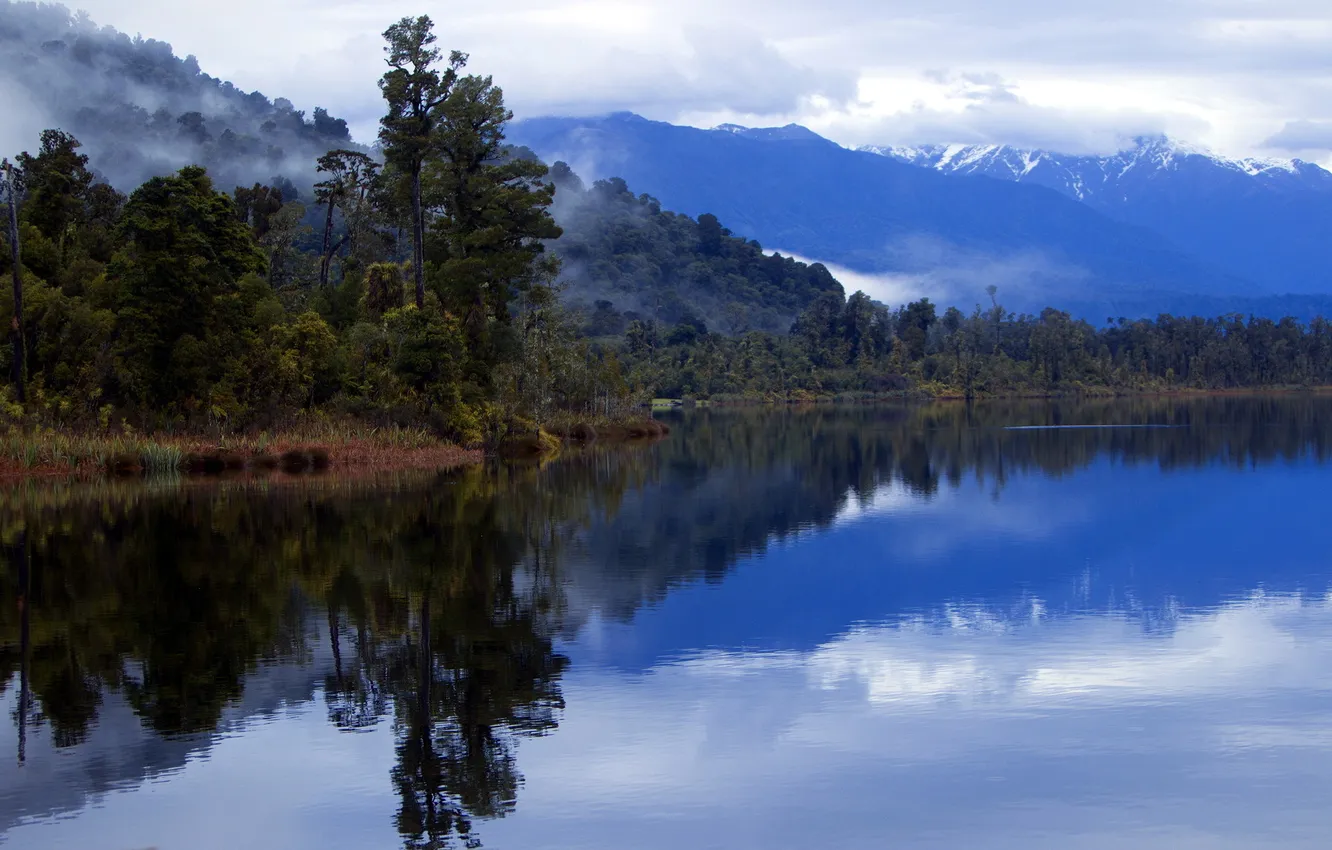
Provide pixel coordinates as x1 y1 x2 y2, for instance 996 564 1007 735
3 388 1323 482
661 385 1332 408
0 416 673 483
0 435 486 483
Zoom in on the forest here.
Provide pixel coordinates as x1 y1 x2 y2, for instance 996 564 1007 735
0 15 645 446
624 289 1332 400
548 164 844 334
1 10 1331 454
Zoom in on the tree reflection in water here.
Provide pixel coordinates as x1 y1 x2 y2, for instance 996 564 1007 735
3 396 1332 846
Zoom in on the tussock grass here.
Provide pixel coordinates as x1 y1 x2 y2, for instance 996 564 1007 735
141 443 184 476
0 423 477 481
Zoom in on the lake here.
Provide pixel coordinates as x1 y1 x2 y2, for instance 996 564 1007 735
3 397 1332 849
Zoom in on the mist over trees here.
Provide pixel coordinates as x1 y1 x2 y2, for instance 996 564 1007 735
0 0 359 192
547 165 845 335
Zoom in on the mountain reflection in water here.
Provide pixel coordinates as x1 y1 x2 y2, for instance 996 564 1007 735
3 396 1332 850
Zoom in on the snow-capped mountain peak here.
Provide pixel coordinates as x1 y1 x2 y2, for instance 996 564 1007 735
863 136 1329 202
709 122 837 145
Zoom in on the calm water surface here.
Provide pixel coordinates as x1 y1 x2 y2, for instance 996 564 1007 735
3 398 1332 849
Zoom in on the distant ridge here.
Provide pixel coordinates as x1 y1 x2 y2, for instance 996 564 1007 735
509 112 1268 318
865 136 1332 295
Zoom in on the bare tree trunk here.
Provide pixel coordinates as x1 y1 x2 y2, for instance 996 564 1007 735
319 199 335 288
16 528 29 766
328 602 343 689
4 164 23 403
410 165 425 309
321 236 348 292
418 593 431 715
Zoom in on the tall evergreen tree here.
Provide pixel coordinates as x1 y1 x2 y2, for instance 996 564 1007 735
378 15 462 309
14 131 95 257
2 160 23 402
424 71 561 388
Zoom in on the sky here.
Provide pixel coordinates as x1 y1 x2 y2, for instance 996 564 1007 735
57 0 1332 159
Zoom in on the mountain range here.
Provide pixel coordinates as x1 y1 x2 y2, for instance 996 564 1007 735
868 138 1332 298
510 114 1332 320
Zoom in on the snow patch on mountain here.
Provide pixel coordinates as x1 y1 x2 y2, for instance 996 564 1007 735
709 122 831 144
864 136 1330 202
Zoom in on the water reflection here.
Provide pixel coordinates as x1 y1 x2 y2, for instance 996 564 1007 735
498 593 1332 850
3 396 1332 849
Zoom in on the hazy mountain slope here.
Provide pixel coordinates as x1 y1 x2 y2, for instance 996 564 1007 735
870 138 1332 295
0 1 357 193
509 113 1258 314
547 164 844 335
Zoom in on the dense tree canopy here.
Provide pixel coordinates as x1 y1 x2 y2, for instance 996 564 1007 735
0 21 626 441
549 169 844 336
617 288 1332 400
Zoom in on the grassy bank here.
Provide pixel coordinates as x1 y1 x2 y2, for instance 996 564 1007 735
0 413 675 481
0 424 483 481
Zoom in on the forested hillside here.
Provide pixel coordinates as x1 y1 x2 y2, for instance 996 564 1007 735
0 0 355 191
548 163 843 334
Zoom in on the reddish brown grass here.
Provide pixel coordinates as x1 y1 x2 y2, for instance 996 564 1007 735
0 432 482 483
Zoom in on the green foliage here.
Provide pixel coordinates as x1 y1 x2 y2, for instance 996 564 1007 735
364 262 406 317
626 288 1332 400
314 150 381 286
412 70 563 397
232 183 285 240
14 130 95 260
378 15 465 308
0 36 626 444
111 166 267 411
549 171 844 335
384 303 466 411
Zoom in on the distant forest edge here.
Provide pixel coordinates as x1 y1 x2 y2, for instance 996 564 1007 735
0 5 1331 446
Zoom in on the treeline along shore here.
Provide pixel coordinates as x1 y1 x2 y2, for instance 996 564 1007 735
1 12 1330 479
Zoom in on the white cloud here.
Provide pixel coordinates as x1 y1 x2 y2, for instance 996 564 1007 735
774 251 931 305
55 0 1332 158
470 589 1332 848
777 234 1096 311
1264 119 1332 154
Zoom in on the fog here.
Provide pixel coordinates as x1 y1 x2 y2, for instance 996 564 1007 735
0 1 358 192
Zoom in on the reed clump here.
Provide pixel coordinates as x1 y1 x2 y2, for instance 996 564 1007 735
546 412 671 445
497 429 563 458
